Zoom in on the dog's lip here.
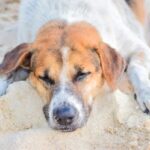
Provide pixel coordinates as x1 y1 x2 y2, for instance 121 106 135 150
59 127 77 132
51 124 78 132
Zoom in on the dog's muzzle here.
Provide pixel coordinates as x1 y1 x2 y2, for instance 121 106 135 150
44 84 89 132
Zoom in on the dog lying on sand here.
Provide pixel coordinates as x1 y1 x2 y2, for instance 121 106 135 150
0 0 150 131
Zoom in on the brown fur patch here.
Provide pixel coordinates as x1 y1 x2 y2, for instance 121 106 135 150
98 43 126 90
29 21 104 104
0 43 31 74
64 22 101 50
33 20 67 50
0 20 125 105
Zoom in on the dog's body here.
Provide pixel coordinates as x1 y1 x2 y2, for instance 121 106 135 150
18 0 150 112
0 0 150 131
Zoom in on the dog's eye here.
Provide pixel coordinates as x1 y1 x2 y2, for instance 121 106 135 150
74 71 91 82
39 75 55 85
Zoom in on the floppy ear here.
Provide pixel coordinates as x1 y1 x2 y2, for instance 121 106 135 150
0 43 32 74
98 43 126 90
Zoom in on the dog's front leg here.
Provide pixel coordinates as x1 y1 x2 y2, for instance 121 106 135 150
117 31 150 113
108 13 150 113
121 38 150 113
127 52 150 113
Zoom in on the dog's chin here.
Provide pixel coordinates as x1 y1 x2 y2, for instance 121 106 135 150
48 119 88 132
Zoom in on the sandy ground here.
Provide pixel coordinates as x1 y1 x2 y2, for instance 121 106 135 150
0 1 149 150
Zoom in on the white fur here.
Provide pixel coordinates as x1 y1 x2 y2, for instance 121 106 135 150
60 47 70 85
11 0 150 112
145 0 150 46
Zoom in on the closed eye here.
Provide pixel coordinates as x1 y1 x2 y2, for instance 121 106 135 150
39 75 55 85
74 71 91 82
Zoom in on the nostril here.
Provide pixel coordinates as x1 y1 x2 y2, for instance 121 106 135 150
57 117 73 125
53 106 77 125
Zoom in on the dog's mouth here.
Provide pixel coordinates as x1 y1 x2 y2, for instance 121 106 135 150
50 118 88 132
53 125 78 132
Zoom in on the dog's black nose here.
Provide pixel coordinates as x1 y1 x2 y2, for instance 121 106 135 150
53 105 77 125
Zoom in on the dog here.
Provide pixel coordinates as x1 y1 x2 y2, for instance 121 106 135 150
0 0 150 132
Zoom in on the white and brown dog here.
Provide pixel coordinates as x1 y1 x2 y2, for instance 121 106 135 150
0 0 150 132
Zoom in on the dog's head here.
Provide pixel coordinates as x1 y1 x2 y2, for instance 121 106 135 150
0 20 125 131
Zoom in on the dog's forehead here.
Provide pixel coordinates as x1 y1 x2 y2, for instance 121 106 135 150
64 22 101 49
33 46 99 73
32 21 101 73
33 21 101 50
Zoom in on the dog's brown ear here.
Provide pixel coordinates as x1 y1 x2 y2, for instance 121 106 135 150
98 43 126 90
0 43 32 74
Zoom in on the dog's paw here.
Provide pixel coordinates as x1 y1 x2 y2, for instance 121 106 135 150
0 75 9 96
135 86 150 114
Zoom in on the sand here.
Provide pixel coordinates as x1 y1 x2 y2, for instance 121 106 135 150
0 1 149 150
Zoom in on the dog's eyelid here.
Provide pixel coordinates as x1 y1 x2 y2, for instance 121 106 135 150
91 48 98 52
38 75 55 85
74 71 91 82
